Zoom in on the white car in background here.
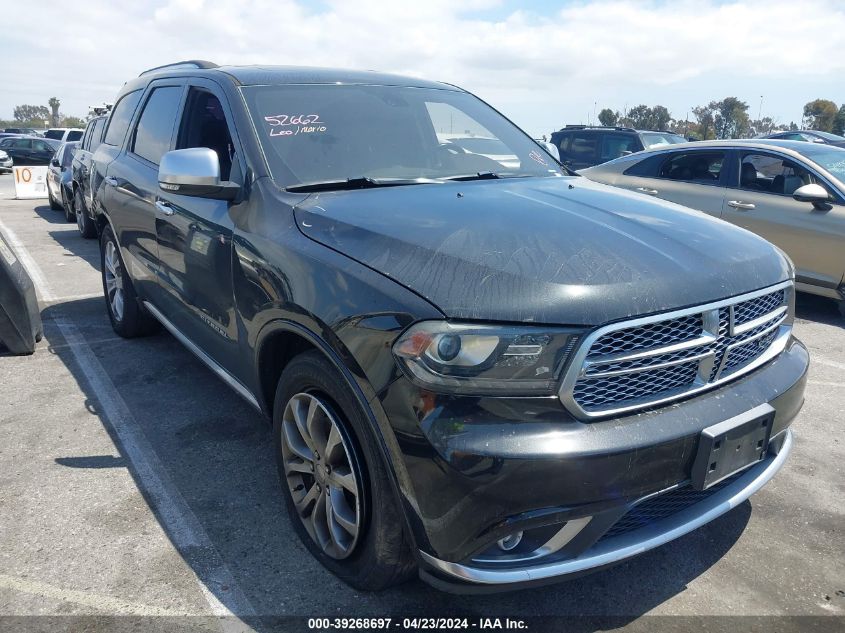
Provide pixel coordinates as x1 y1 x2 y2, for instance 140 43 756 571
43 128 84 143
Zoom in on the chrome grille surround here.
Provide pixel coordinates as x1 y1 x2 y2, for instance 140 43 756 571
560 281 793 419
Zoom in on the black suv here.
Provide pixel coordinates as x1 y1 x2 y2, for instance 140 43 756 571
551 125 687 170
89 61 807 592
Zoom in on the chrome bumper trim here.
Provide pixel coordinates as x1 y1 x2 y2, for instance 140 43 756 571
420 428 793 585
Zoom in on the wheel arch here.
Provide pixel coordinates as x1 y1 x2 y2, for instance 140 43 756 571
254 318 422 554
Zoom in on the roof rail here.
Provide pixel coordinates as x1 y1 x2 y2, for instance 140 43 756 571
139 60 218 77
560 125 636 132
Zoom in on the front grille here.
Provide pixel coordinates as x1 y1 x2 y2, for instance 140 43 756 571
561 284 791 417
599 470 746 541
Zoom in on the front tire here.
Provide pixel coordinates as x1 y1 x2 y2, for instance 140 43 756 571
273 351 415 591
99 225 158 338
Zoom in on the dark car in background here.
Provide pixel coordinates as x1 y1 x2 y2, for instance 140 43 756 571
0 136 60 166
88 61 806 593
47 141 79 220
764 130 845 148
4 127 42 136
70 115 108 237
551 125 687 170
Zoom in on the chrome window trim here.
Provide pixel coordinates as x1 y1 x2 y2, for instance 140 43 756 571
559 281 793 419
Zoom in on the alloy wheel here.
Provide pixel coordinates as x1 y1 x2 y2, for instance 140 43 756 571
103 240 125 322
280 392 362 559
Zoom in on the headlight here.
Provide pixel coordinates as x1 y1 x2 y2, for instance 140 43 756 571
0 150 8 159
392 321 581 395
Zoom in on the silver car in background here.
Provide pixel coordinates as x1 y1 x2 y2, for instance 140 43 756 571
581 140 845 313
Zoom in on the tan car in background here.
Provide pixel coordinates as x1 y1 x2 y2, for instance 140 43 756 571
581 140 845 314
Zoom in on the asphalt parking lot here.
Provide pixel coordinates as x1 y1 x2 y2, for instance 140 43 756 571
0 174 842 632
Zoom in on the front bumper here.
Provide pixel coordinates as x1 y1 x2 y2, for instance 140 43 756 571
0 158 12 172
420 428 792 591
376 336 808 590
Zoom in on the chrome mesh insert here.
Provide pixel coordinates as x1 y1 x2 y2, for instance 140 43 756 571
561 284 792 417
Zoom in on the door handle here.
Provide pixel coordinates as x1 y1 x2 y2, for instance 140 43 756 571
635 187 659 195
727 200 755 210
155 200 175 216
104 176 118 186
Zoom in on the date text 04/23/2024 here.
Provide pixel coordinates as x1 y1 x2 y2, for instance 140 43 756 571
307 618 528 630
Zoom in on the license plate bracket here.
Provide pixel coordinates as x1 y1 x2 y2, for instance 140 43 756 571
691 404 774 490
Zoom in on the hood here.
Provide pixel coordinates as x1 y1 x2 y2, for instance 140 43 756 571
293 177 792 325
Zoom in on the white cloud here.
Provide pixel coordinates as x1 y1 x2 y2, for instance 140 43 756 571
2 0 844 135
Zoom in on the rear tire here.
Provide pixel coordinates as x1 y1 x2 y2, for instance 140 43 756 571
74 188 96 238
99 225 158 338
273 350 416 591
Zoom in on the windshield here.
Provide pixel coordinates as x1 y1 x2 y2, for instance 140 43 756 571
640 132 687 149
809 130 845 142
241 84 563 186
798 146 845 182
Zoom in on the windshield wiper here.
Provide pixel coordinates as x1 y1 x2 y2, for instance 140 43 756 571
286 176 443 193
443 171 502 182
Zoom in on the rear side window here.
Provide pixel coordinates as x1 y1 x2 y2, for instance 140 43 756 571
90 118 106 151
657 151 725 184
104 90 143 146
44 129 64 140
132 86 183 165
563 133 599 162
599 133 639 162
67 130 83 141
61 145 76 167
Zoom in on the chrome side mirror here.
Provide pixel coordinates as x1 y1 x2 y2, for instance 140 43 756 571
158 148 239 200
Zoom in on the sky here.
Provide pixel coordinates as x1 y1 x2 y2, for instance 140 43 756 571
2 0 844 137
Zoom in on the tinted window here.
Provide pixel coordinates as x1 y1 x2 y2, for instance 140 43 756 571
176 89 235 180
61 144 76 167
562 133 599 162
81 124 93 150
44 129 64 140
67 130 83 141
1 138 29 148
599 133 639 162
132 86 183 164
623 153 666 177
242 84 562 185
90 118 106 151
34 140 54 152
738 154 812 194
658 151 725 184
104 90 143 146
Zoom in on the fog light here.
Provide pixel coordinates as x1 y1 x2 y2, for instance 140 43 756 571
497 531 523 551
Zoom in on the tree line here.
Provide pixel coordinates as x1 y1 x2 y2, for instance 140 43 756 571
0 98 86 130
596 98 845 139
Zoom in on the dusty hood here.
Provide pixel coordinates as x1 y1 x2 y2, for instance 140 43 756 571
293 176 792 325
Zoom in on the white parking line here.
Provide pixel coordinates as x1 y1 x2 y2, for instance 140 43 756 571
0 573 199 617
0 219 256 628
